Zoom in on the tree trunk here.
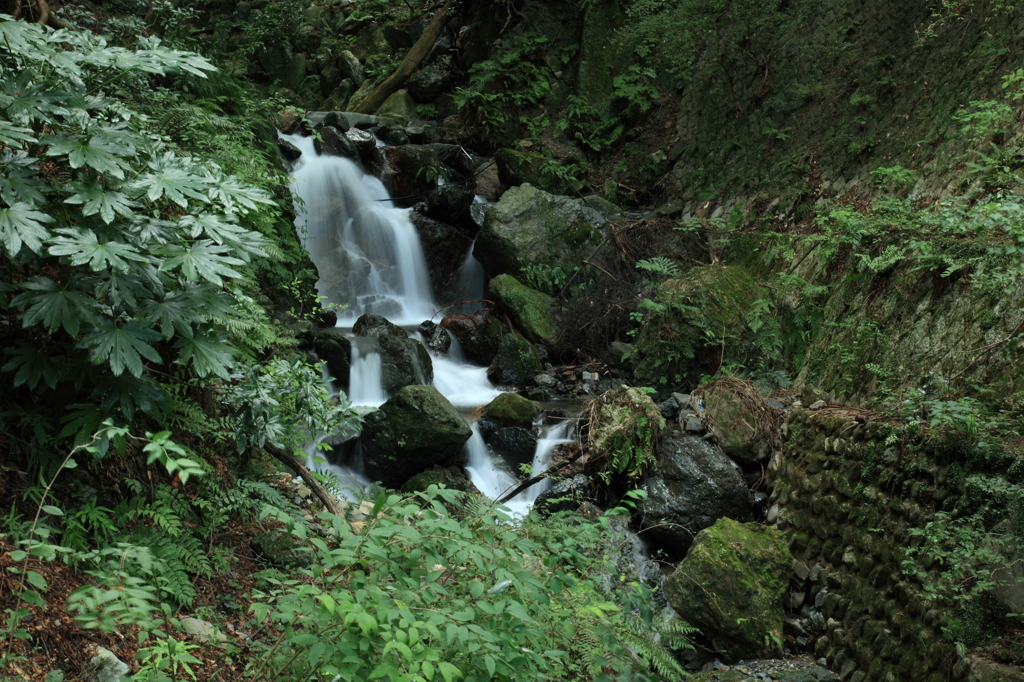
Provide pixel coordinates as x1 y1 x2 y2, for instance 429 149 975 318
352 0 453 115
264 443 349 518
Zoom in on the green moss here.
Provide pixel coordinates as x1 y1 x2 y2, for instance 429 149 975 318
488 274 561 352
480 392 537 429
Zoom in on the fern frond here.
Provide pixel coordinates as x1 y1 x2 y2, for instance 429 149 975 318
636 257 681 278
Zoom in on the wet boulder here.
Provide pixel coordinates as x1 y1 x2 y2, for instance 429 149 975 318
634 435 751 560
487 274 561 357
375 89 418 123
487 427 537 472
400 465 471 494
315 126 358 160
424 182 475 227
534 474 591 517
360 385 473 488
407 64 452 102
277 138 302 161
477 392 536 438
378 335 433 393
353 314 407 338
409 211 472 305
313 331 351 387
418 320 451 354
698 381 781 464
663 517 792 662
380 145 441 208
488 334 542 386
346 128 378 160
474 183 605 280
440 309 504 365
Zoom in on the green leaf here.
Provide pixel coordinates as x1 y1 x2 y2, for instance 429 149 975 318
12 276 98 337
48 227 148 273
133 152 210 208
0 201 53 255
438 661 462 682
0 149 46 205
41 505 63 516
138 294 204 340
64 179 136 224
43 134 131 179
156 240 245 286
0 119 37 145
173 331 234 378
2 341 64 389
20 589 46 608
78 319 163 377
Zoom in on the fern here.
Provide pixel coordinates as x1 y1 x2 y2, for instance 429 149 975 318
635 257 681 278
621 613 695 679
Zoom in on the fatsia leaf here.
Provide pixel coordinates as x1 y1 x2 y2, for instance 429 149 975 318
0 149 46 205
78 319 163 377
132 153 210 208
1 72 69 124
178 213 267 257
204 173 275 214
174 331 234 379
64 179 136 224
95 373 166 420
43 134 130 179
138 293 206 340
156 240 245 286
48 227 148 273
11 276 98 336
2 341 65 389
0 120 37 146
0 201 53 255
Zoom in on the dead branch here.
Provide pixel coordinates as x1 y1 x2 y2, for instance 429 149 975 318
263 443 349 517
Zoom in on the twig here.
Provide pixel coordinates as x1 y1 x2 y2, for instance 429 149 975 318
263 443 348 517
496 448 584 504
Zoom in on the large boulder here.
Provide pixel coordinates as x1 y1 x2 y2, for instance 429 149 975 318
424 183 475 227
663 517 792 662
487 274 561 355
473 183 605 280
378 335 433 393
477 392 536 438
360 385 472 488
336 50 365 88
379 145 441 208
315 126 358 159
375 88 418 122
633 265 767 388
407 64 452 102
583 386 665 480
494 148 572 195
698 380 781 464
440 309 505 365
634 436 751 559
487 427 537 472
353 314 407 338
409 212 473 304
488 334 542 386
314 331 351 388
418 320 451 354
534 474 591 517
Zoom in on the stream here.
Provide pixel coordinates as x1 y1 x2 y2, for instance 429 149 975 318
284 132 574 511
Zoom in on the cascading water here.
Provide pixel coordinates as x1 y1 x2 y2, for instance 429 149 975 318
285 133 435 326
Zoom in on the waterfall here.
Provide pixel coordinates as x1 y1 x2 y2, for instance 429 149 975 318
285 133 436 326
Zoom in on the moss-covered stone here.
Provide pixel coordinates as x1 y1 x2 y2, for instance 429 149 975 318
360 385 472 488
400 465 471 494
494 148 571 195
633 264 765 387
478 391 537 437
585 385 665 479
473 183 605 281
374 88 418 122
576 0 632 118
663 517 792 662
488 334 542 386
488 274 561 354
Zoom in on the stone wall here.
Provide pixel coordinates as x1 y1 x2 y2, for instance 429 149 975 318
770 409 969 682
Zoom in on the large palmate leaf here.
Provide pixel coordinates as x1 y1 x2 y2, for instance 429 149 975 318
0 201 53 255
65 178 137 224
2 341 65 389
139 292 207 340
11 276 98 337
49 227 149 273
0 119 37 146
133 152 211 207
174 331 235 379
95 373 167 420
1 72 70 123
178 213 268 257
0 149 46 205
203 173 275 214
43 133 132 178
156 240 245 286
78 319 163 377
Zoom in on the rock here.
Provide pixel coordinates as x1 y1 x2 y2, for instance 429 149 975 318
406 122 445 144
534 474 591 517
346 78 376 112
351 25 392 62
336 50 365 87
315 126 358 159
586 386 666 480
385 128 410 145
400 465 471 494
488 426 538 471
353 313 408 338
440 309 505 365
700 382 780 464
383 23 416 50
277 137 302 161
424 182 474 226
314 331 351 387
379 145 441 208
494 148 572 195
474 183 606 282
181 616 228 644
488 333 542 386
473 157 502 201
378 335 433 392
477 392 536 438
346 128 378 161
418 320 451 354
375 88 418 122
320 64 342 98
658 396 681 419
635 435 751 559
251 530 313 568
582 195 627 222
663 517 792 662
360 385 473 488
408 63 452 101
633 265 767 387
607 341 638 371
89 646 131 682
275 108 304 135
533 373 558 388
409 211 472 304
487 274 562 356
809 399 827 410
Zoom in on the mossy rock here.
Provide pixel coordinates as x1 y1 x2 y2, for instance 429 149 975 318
633 264 766 387
374 88 418 122
494 148 572 195
584 385 666 479
488 334 542 386
473 183 606 282
346 78 376 111
576 0 633 118
400 465 471 494
488 274 561 355
360 385 472 488
663 517 792 662
478 392 537 438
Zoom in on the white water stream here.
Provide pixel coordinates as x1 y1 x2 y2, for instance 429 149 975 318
286 133 569 512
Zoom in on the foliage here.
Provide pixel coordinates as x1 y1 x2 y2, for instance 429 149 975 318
243 486 688 682
520 261 573 296
581 387 665 481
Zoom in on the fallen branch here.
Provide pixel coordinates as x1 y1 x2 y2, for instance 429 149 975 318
496 447 584 504
264 443 348 517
